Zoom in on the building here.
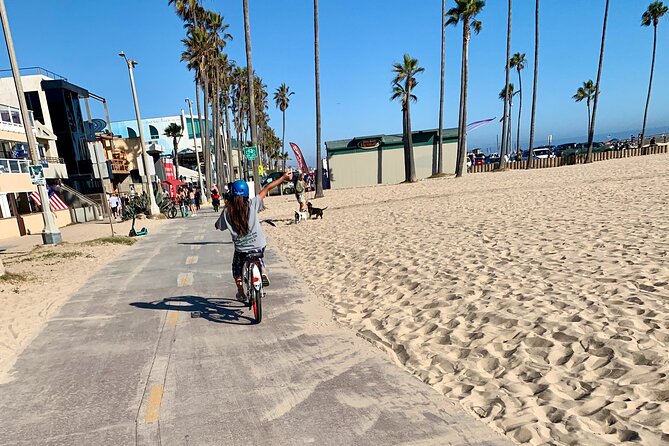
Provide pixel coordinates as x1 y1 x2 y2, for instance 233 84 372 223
111 113 241 184
325 128 458 189
0 67 113 195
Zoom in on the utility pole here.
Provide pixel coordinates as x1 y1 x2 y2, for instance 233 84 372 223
0 0 61 244
186 98 205 193
119 51 159 216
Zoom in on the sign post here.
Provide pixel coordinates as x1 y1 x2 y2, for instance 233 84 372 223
244 146 258 161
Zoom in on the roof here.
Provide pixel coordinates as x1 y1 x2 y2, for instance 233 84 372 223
41 79 89 98
326 128 458 153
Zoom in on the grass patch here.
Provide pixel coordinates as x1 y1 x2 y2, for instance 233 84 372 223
41 251 84 259
82 236 136 247
0 271 29 283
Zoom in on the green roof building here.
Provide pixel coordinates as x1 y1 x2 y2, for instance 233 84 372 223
325 128 458 189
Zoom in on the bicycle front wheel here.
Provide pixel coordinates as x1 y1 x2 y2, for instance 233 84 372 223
167 207 177 219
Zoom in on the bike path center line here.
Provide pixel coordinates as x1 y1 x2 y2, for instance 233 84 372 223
166 311 179 327
186 256 198 265
177 273 193 287
191 245 201 251
144 384 164 423
194 235 204 241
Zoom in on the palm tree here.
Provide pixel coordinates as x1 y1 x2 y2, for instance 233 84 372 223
164 123 183 179
242 0 260 194
510 52 526 156
273 83 295 172
499 0 512 169
499 83 517 158
573 80 595 135
436 0 447 175
527 0 540 169
392 54 424 183
586 0 610 163
314 0 324 198
392 83 417 171
447 0 485 177
640 1 668 150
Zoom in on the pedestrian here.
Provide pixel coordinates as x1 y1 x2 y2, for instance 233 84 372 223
189 188 196 216
211 189 220 212
650 136 656 147
295 173 307 212
195 188 201 211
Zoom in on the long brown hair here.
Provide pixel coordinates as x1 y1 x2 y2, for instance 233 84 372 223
225 196 250 236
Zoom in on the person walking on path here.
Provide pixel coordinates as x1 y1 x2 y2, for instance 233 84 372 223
188 189 196 216
295 173 307 212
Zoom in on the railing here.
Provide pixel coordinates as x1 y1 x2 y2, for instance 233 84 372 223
0 158 30 174
471 144 669 174
0 66 67 81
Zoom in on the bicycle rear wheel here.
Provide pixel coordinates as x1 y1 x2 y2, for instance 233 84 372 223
252 288 262 324
167 206 177 219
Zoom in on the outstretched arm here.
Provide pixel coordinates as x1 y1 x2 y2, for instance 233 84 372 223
258 171 293 200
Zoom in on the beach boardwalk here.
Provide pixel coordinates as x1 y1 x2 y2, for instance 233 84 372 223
0 213 511 445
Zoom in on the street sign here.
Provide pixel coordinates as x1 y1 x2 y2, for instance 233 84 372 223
244 146 258 161
258 164 264 177
29 164 46 186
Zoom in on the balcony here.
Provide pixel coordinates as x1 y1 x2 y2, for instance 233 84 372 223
41 156 68 179
0 158 33 193
0 103 33 137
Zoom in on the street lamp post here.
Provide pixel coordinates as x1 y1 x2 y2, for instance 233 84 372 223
0 0 61 244
186 98 205 193
118 51 159 216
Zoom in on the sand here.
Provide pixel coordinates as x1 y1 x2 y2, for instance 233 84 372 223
262 154 669 445
0 217 166 383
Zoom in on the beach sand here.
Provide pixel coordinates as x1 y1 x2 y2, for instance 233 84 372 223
0 217 166 383
262 154 669 445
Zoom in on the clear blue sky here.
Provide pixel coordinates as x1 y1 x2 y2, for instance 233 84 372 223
1 0 667 163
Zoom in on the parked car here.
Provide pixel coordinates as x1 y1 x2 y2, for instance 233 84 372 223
553 143 577 158
561 142 609 157
532 146 555 159
261 171 295 196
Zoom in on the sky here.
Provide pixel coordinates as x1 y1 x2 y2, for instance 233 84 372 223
1 0 668 164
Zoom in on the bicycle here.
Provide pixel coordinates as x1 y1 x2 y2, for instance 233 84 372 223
241 251 265 324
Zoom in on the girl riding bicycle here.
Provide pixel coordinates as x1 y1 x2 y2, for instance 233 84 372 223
215 171 293 299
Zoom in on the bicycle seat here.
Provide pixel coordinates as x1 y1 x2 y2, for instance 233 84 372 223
244 251 264 260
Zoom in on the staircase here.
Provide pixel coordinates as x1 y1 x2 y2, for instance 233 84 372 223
60 184 103 223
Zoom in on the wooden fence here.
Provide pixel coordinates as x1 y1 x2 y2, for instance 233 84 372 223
471 144 669 174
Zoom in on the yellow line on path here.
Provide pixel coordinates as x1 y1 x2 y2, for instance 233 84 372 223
144 384 164 424
191 245 201 251
177 272 193 287
194 235 204 241
186 256 198 265
166 311 179 327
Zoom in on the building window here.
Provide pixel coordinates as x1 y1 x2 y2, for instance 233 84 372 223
186 118 201 139
24 91 44 124
127 127 137 138
10 110 21 125
149 125 159 140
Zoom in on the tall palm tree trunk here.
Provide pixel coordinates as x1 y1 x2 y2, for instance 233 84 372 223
640 22 658 152
455 22 467 177
281 109 287 172
587 99 592 136
195 78 206 182
437 0 446 175
500 0 512 169
213 70 222 190
586 0 610 163
527 0 539 169
173 137 180 179
223 96 234 181
406 85 417 182
314 0 324 198
242 0 260 194
516 69 522 155
202 74 212 199
459 22 471 176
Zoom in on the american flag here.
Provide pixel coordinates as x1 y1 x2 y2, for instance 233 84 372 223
30 190 68 211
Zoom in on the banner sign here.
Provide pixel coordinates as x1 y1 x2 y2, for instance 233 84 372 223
289 142 309 173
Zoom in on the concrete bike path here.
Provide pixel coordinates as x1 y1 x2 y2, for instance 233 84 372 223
0 211 511 446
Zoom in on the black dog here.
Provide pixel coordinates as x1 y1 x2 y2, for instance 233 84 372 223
306 202 328 219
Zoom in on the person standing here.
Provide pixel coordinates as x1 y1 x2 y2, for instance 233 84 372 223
295 173 307 212
194 188 202 212
189 188 196 216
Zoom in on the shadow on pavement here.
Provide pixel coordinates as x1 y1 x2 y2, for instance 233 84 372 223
178 241 232 246
130 296 254 325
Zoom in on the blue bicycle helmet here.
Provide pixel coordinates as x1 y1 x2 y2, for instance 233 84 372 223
230 180 249 197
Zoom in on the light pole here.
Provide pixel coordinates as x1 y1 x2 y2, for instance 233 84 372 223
118 51 159 216
0 0 61 244
186 98 205 193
